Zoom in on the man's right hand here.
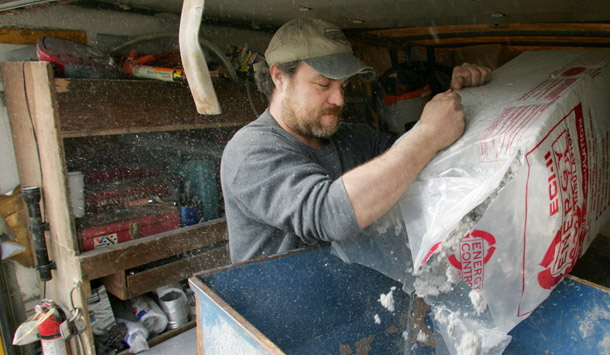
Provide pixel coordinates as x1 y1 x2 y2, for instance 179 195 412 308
451 63 492 90
416 89 465 153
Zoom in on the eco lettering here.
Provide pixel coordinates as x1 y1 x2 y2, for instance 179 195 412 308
538 129 584 289
545 151 559 216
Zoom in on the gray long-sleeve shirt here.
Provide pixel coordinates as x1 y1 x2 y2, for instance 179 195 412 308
221 109 394 262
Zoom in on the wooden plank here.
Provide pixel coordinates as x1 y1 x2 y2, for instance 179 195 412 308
0 62 43 188
567 274 610 293
196 294 204 355
1 61 83 259
0 63 40 267
78 218 227 280
15 61 95 352
189 277 285 354
54 78 265 137
1 61 95 354
0 28 86 45
365 22 610 39
489 45 603 52
360 22 610 50
105 245 229 300
100 269 128 300
24 62 81 250
406 35 610 47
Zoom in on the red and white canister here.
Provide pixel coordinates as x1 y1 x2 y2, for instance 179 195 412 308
36 300 68 355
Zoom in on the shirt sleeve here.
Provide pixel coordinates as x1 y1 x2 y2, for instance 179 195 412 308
333 122 396 169
221 130 362 245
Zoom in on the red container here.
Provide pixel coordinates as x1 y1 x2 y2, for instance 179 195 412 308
84 167 160 185
85 183 168 213
79 207 179 251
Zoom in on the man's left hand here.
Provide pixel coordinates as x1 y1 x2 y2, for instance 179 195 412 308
450 63 492 90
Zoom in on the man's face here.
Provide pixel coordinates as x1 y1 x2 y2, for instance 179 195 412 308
280 62 349 140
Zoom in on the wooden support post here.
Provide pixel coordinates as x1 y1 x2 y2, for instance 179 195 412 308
1 61 95 353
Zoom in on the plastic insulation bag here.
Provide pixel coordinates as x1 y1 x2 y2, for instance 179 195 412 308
332 49 610 354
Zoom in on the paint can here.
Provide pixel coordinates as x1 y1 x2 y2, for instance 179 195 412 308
158 289 189 329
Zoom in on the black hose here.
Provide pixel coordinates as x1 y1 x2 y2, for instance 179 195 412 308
21 186 55 282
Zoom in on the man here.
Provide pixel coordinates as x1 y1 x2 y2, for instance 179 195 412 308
221 17 491 263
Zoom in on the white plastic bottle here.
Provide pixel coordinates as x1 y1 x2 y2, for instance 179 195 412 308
116 318 149 353
130 295 168 334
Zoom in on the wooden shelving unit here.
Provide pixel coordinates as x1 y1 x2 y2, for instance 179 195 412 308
1 61 264 353
54 77 260 137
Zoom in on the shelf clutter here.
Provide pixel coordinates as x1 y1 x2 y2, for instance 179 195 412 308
89 280 197 354
0 58 259 354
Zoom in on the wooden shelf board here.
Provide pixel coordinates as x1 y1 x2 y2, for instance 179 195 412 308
103 245 229 300
77 218 227 281
0 28 86 45
60 121 252 137
365 22 610 39
55 78 265 137
359 22 610 50
405 36 610 47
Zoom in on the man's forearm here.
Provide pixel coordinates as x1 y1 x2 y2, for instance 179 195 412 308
343 88 467 230
342 129 438 229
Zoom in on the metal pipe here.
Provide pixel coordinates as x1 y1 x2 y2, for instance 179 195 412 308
179 0 221 115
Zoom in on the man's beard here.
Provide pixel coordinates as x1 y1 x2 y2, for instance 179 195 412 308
281 83 343 139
